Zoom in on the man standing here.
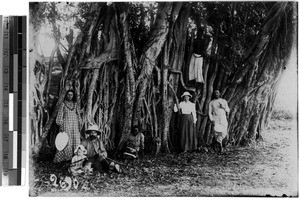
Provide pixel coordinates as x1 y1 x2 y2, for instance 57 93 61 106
208 90 230 154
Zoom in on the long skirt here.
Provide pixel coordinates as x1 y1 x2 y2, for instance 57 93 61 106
53 102 81 163
178 114 197 151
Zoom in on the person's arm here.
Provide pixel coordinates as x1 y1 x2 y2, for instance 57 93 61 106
98 140 108 160
208 101 213 122
174 102 181 113
81 140 87 150
223 100 230 113
174 104 178 112
56 103 65 129
76 103 82 130
71 156 76 164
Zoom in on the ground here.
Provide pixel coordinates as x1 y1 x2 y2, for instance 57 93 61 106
29 119 298 197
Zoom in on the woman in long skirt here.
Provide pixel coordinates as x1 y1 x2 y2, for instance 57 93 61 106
53 89 81 163
174 92 198 152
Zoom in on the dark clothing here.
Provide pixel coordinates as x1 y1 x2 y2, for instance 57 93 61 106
81 137 108 172
86 155 109 173
178 114 198 151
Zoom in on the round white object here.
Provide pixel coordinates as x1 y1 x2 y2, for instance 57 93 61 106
55 132 69 151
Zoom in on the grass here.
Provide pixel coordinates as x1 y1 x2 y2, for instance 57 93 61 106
271 107 295 121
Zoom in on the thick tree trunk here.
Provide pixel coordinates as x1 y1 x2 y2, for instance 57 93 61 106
160 2 184 153
116 11 137 150
163 3 191 152
133 2 173 123
31 3 107 157
223 2 294 146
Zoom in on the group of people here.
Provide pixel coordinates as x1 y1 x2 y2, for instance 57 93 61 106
53 90 144 176
53 88 230 176
174 90 230 154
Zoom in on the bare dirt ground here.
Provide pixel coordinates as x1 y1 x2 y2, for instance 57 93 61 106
30 119 298 197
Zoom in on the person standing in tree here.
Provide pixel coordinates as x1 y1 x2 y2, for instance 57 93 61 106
208 90 230 154
174 92 198 153
54 89 81 163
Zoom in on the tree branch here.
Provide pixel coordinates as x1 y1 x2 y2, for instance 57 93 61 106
168 68 196 92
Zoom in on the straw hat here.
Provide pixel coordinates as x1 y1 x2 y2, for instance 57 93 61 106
181 91 192 98
55 132 69 151
74 144 87 155
109 162 115 171
86 124 101 134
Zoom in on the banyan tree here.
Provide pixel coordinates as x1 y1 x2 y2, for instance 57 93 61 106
29 2 297 159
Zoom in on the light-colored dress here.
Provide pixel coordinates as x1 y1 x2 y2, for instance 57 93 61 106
70 154 86 175
208 98 230 143
189 53 204 83
54 101 81 163
174 101 198 151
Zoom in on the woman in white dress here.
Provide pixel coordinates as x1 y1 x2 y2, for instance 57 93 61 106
208 90 230 153
174 92 197 152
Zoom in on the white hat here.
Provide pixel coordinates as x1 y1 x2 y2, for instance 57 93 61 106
181 92 192 98
109 162 115 171
55 132 69 151
74 144 87 155
214 123 226 133
86 124 101 133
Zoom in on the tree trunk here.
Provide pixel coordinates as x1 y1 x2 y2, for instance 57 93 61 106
164 3 191 152
160 2 184 153
30 2 296 157
133 2 173 123
116 11 137 150
223 2 295 146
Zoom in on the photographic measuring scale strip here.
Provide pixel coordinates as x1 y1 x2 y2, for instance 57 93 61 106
1 16 26 186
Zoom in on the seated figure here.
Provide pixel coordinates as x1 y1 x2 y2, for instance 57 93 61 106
81 124 121 173
122 125 145 162
69 144 87 175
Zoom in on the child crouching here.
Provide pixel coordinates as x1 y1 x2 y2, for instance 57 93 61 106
69 145 88 175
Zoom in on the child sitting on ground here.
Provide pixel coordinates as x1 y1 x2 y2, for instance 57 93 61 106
69 145 88 175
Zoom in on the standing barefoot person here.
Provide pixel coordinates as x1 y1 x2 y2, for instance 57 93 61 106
208 90 230 154
174 92 198 153
54 89 81 163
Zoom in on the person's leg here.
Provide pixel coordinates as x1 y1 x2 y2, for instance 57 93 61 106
99 158 110 172
219 141 223 154
215 132 223 154
222 135 228 150
89 155 102 172
211 136 218 153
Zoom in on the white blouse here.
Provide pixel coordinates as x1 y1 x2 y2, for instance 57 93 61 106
174 101 197 123
208 98 230 127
